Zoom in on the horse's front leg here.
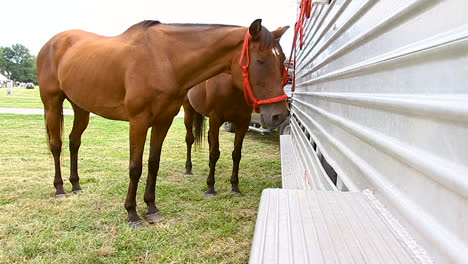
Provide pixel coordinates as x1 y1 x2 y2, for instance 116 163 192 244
206 118 221 196
144 120 174 224
124 116 150 225
231 122 249 194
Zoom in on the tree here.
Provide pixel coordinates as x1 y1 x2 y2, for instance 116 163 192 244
0 44 37 83
0 47 7 74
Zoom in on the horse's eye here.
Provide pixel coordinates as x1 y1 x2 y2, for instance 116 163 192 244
256 59 265 65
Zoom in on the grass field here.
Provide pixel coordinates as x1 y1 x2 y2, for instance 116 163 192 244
0 111 281 263
0 87 72 109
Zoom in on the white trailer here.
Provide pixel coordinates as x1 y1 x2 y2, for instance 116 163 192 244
250 0 468 263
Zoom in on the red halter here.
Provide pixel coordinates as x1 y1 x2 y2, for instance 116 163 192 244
239 31 289 113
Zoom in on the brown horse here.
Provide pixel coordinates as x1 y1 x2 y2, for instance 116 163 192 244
37 19 289 225
183 67 288 196
183 73 252 196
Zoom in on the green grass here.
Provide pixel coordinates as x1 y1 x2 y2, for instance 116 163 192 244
0 114 281 263
0 87 72 109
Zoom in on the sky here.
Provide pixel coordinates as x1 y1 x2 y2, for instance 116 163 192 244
1 0 298 56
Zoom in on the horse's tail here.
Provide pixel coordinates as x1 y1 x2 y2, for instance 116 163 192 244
193 111 206 148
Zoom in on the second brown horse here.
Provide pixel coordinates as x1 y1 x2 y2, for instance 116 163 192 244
184 73 252 195
183 54 288 195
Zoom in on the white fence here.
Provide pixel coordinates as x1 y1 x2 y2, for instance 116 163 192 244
290 0 468 262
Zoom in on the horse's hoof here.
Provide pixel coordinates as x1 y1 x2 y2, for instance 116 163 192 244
128 220 144 229
145 212 163 224
55 194 67 199
73 189 83 195
185 171 193 175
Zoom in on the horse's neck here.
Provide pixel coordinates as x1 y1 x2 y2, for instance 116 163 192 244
155 25 245 91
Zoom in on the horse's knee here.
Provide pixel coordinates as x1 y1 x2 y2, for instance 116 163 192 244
129 163 143 181
148 155 159 165
147 155 160 175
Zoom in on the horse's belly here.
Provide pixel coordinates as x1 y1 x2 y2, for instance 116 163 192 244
89 104 129 121
61 81 129 121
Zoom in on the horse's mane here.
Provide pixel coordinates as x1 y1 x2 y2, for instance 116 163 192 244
141 20 162 29
125 20 239 32
124 20 161 33
168 23 240 28
124 20 279 51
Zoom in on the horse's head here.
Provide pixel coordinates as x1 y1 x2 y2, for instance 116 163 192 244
232 19 290 129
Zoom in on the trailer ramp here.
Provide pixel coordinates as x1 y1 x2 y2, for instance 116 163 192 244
249 188 431 264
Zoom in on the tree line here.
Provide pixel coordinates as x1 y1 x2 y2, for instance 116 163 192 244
0 44 37 84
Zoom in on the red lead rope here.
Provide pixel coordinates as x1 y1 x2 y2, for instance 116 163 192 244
239 31 289 113
288 0 313 92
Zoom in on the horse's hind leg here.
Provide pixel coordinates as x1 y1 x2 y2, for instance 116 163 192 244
183 101 195 175
42 90 66 198
69 103 90 193
231 122 249 194
206 118 221 196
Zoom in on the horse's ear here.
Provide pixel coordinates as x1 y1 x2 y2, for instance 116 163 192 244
249 19 263 38
272 26 290 40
